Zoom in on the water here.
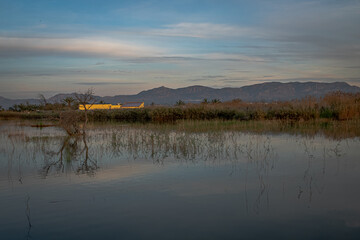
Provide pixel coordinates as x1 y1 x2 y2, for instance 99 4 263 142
0 120 360 239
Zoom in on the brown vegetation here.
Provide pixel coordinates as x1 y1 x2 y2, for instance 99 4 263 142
59 111 82 136
1 92 360 124
75 88 96 134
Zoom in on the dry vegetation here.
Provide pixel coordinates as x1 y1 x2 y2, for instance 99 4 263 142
1 92 360 124
95 91 359 123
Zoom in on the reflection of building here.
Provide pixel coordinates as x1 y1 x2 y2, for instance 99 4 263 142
79 102 144 110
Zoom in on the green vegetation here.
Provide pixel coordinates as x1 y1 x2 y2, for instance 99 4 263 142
8 101 78 112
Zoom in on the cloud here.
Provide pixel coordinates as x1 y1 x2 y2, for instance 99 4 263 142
202 75 225 79
186 78 206 82
0 37 164 58
75 81 145 85
120 53 265 63
186 75 226 82
124 56 202 64
345 66 360 69
136 3 360 64
258 1 360 62
220 77 360 84
199 53 265 62
265 1 360 39
147 22 258 39
218 78 250 83
0 36 263 64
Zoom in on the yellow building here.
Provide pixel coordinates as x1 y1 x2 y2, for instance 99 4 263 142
79 102 144 110
79 104 122 110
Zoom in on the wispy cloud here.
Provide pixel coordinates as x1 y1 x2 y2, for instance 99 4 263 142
0 35 264 64
75 81 145 85
202 75 225 79
220 77 360 84
1 0 359 99
111 52 265 64
258 1 360 62
0 37 164 58
147 22 258 39
199 53 265 62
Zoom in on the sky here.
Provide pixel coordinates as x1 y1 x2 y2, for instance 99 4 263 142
0 0 359 98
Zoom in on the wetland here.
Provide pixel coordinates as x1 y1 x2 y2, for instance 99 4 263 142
0 120 360 239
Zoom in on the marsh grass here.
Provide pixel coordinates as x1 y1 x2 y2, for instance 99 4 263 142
2 92 359 124
0 111 60 120
99 119 360 140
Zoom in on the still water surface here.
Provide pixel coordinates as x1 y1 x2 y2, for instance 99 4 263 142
0 120 360 239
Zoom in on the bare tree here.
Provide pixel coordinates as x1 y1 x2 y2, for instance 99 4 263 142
75 88 96 135
62 97 75 108
59 111 82 136
38 94 47 106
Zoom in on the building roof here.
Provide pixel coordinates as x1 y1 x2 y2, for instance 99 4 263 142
121 102 144 107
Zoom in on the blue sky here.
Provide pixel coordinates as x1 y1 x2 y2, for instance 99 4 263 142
0 0 359 98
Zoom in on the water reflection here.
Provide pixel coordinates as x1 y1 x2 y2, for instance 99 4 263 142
40 135 98 177
25 194 32 240
294 137 352 208
1 121 360 239
2 123 359 195
2 127 101 181
244 136 276 214
3 123 356 211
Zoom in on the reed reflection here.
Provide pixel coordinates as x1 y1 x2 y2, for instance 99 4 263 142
25 194 32 240
296 137 350 207
2 122 359 216
244 136 276 214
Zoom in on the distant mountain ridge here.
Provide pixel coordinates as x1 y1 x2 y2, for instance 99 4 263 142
1 82 359 109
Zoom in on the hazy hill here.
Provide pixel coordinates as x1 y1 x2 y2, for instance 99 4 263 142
0 96 39 109
1 82 359 109
101 82 360 105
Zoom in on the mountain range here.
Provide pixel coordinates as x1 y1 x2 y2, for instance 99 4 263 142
1 82 359 109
